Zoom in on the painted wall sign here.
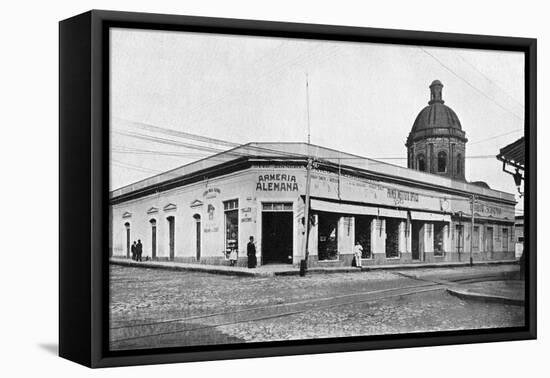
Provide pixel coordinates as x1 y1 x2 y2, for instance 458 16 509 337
474 201 503 217
311 171 441 211
203 188 221 198
252 168 512 221
241 206 255 223
450 198 513 221
256 174 299 192
386 188 420 204
207 204 215 220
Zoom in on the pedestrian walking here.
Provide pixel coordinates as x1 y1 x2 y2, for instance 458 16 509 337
131 241 137 261
247 236 257 268
136 239 143 262
353 241 363 268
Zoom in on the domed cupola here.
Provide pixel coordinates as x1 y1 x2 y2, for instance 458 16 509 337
406 80 468 181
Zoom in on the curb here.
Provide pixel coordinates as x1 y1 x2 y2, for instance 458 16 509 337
361 260 518 271
109 259 267 277
110 259 364 277
446 287 524 306
110 258 518 278
274 267 362 276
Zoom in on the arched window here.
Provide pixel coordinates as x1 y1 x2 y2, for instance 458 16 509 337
417 154 426 172
456 154 462 175
193 214 201 261
166 216 175 261
124 222 131 258
438 151 447 173
149 219 157 260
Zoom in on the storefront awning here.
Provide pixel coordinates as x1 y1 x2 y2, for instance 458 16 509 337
410 211 451 222
378 208 407 219
310 199 407 218
310 199 379 216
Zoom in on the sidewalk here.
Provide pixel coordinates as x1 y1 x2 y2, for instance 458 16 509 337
110 258 360 277
447 280 525 305
109 257 518 277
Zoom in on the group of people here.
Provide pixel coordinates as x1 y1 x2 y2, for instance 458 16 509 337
131 240 143 262
227 236 257 268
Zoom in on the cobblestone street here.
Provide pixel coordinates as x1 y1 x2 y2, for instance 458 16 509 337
109 265 524 350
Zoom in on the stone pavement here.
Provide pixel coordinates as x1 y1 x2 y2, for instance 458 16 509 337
109 263 525 350
110 257 518 277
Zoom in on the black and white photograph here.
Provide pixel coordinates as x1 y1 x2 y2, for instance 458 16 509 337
3 0 548 374
107 26 528 352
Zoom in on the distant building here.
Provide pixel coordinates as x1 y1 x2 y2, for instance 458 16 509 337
497 136 525 197
109 81 516 267
514 215 524 259
406 80 467 181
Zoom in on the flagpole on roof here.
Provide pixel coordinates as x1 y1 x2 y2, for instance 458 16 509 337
301 73 313 276
306 72 311 145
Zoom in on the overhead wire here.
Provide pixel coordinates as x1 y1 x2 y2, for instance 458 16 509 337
111 44 524 201
455 53 525 109
418 47 524 121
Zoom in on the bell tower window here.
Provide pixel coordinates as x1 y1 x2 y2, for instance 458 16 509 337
437 151 447 173
417 154 426 172
456 154 462 175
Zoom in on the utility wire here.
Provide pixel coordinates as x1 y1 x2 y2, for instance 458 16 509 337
418 47 524 121
115 117 524 166
115 118 239 148
111 159 163 174
456 53 525 109
469 128 524 145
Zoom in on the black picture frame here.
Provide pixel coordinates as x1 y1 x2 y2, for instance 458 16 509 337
59 9 537 368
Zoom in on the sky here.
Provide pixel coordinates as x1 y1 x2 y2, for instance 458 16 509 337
110 28 525 212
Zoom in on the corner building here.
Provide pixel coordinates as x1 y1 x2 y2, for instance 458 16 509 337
110 82 516 267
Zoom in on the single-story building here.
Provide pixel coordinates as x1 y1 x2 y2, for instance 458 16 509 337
110 142 516 267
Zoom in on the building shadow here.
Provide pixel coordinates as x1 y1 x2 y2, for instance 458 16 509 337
38 343 58 356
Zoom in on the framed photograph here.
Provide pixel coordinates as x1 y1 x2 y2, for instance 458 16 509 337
59 10 536 368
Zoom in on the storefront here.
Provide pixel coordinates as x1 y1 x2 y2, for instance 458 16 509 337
110 143 516 267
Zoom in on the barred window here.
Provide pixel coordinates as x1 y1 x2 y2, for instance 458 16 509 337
223 199 239 211
262 202 293 211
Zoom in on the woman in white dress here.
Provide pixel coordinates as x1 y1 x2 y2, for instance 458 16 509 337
353 241 363 268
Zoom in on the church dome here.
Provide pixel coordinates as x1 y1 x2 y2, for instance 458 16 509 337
406 80 467 146
411 103 462 132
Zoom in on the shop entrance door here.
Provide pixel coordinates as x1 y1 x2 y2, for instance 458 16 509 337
318 213 339 261
486 227 494 252
412 221 422 260
262 211 293 264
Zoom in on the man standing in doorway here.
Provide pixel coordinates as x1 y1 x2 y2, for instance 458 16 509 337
247 236 257 268
131 241 137 261
136 239 143 262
